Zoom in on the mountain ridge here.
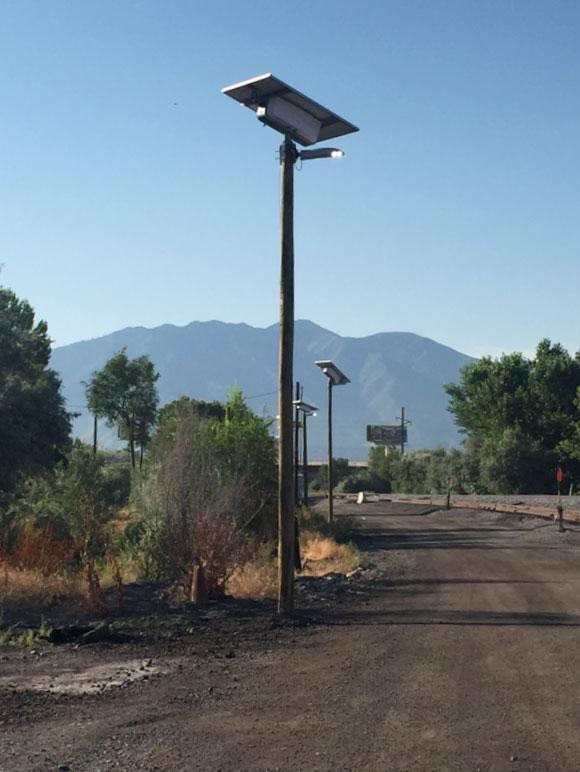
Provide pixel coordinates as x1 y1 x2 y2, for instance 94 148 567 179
51 319 474 459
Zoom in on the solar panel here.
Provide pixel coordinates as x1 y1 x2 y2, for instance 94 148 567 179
222 73 358 146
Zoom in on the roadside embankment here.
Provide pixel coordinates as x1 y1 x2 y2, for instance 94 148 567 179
338 492 580 523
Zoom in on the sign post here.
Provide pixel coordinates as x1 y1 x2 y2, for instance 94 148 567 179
556 466 564 532
445 476 453 511
366 425 408 447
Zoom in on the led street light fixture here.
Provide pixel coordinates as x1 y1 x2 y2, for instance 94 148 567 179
292 400 319 416
315 360 350 386
257 98 321 146
222 73 359 147
299 148 345 161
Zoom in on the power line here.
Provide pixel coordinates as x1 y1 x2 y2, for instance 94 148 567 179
68 390 278 410
245 390 277 401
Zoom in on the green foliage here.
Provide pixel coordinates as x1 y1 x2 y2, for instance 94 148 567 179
391 451 431 494
476 429 555 494
210 388 277 534
0 617 52 647
0 286 71 497
149 396 226 463
444 339 580 493
560 387 580 463
85 350 159 469
131 401 256 594
337 472 391 494
359 446 469 495
131 389 277 592
311 458 351 491
4 443 123 599
9 444 124 542
157 396 225 430
446 353 533 439
101 463 132 508
297 506 354 544
42 443 115 560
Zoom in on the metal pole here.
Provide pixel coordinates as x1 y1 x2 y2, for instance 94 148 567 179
557 476 564 532
400 406 405 455
327 378 334 523
303 412 309 508
278 135 296 615
93 414 98 456
294 381 301 505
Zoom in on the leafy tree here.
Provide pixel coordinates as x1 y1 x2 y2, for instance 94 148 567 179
338 471 391 494
477 429 555 494
529 340 580 450
445 353 534 440
141 388 277 543
368 446 400 483
445 340 580 493
132 396 269 594
447 340 580 446
392 451 431 493
211 388 277 533
365 446 468 495
311 458 351 492
149 396 226 459
57 443 115 594
4 442 123 604
560 388 580 466
0 286 71 498
85 350 159 469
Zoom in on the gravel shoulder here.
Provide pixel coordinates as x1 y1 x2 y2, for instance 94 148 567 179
3 503 580 771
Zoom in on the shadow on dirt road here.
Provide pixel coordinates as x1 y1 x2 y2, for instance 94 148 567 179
4 502 580 771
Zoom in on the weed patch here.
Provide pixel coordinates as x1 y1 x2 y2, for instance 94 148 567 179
227 528 361 600
300 532 362 577
0 563 82 610
0 616 52 647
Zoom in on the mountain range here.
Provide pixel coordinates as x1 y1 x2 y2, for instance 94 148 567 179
51 320 474 460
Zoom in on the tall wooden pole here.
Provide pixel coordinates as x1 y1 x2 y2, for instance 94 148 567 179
327 378 334 523
303 412 309 508
400 406 405 455
278 135 297 615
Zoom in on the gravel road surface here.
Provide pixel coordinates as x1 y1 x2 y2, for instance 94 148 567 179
2 503 580 771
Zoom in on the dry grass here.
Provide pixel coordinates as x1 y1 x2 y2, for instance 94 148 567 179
227 560 278 599
8 524 76 576
299 532 360 577
227 530 361 600
0 562 82 610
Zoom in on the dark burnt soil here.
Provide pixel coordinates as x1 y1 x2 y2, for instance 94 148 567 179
3 503 580 771
0 522 386 771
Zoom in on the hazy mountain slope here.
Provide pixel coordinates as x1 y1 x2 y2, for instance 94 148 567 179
51 319 473 459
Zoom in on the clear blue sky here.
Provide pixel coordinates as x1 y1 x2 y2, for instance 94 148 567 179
1 0 579 358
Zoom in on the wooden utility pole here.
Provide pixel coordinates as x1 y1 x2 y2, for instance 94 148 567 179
278 135 297 615
327 378 334 523
400 406 405 455
303 410 309 508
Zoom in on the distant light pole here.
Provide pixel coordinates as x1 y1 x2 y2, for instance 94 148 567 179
222 74 357 615
315 360 350 522
293 398 318 508
294 382 302 505
396 406 411 455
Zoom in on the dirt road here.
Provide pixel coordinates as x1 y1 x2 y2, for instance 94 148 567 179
3 504 580 771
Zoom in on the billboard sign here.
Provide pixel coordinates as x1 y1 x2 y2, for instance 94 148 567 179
366 425 407 445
